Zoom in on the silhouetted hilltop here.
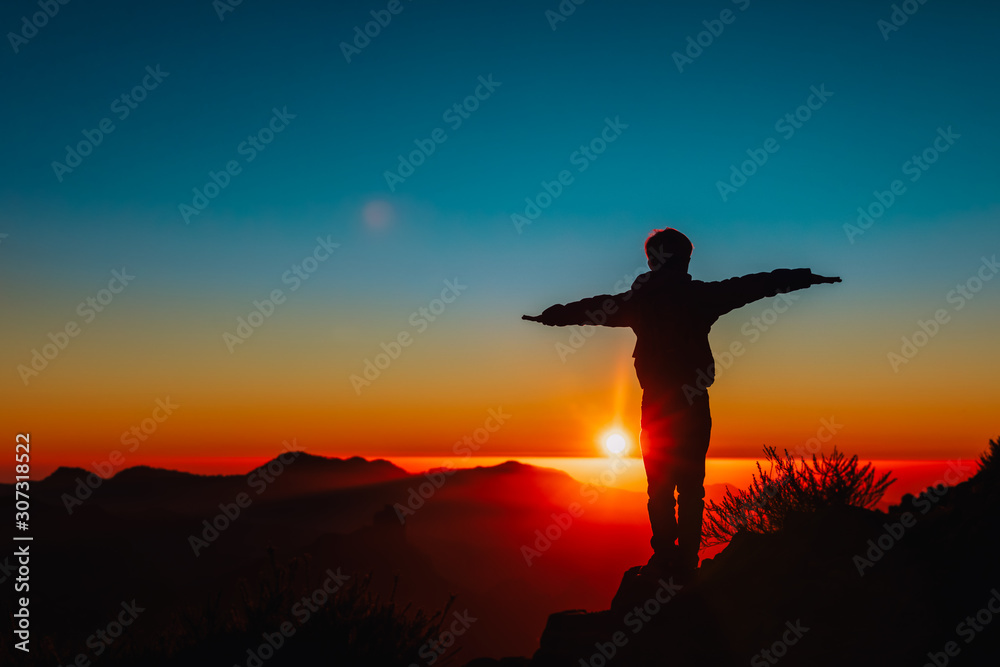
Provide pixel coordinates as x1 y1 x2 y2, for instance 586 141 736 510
24 453 412 515
468 439 1000 667
39 452 409 486
33 465 93 491
0 456 652 664
241 451 411 493
265 451 409 479
10 447 993 666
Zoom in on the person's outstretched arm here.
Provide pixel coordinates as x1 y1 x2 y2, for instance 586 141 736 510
523 291 633 327
709 268 841 316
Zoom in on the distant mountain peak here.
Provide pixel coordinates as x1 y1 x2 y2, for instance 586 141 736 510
113 465 201 480
462 459 574 481
492 460 532 472
41 466 91 483
266 452 408 476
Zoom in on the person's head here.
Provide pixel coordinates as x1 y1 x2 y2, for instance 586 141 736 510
644 228 693 273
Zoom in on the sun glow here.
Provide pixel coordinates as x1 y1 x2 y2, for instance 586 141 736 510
604 432 629 456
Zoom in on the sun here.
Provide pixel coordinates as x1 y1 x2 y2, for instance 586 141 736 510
604 432 629 456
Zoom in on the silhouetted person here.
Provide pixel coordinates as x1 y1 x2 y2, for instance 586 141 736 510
523 228 840 574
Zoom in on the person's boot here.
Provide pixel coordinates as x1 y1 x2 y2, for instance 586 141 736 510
668 539 701 584
641 545 677 578
675 494 704 581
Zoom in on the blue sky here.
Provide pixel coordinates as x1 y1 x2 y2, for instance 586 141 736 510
3 0 997 223
3 0 997 312
2 0 998 461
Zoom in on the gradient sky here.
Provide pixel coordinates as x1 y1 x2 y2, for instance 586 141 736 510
2 0 998 475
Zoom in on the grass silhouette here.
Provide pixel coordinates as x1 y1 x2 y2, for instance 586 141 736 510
160 549 457 666
7 548 459 667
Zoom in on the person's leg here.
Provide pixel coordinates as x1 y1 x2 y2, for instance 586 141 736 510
640 402 679 564
675 394 712 570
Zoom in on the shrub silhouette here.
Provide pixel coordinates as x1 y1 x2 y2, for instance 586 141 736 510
974 437 1000 480
702 446 895 547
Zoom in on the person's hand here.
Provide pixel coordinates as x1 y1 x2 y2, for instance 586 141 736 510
810 273 842 284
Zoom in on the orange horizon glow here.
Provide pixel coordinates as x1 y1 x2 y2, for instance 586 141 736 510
16 452 981 512
4 268 996 480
